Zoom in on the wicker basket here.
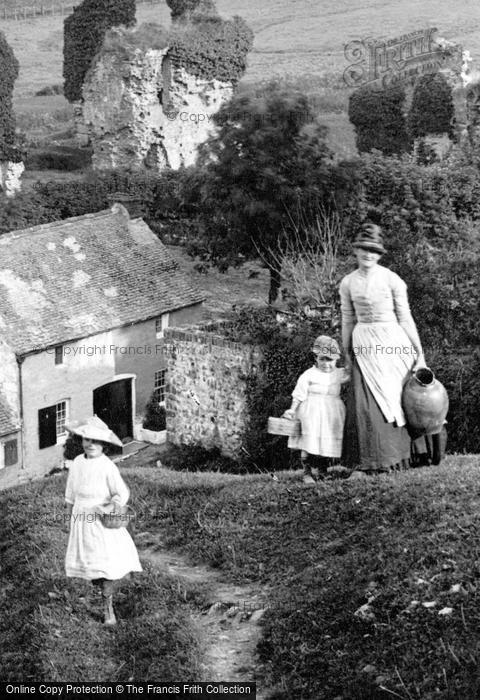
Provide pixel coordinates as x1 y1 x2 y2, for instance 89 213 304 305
101 504 136 529
267 416 301 437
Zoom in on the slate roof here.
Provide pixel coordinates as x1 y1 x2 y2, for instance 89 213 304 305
0 205 205 355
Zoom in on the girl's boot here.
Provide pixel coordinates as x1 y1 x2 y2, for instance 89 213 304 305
301 453 315 485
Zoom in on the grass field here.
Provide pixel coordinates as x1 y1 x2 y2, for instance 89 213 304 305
4 0 480 160
3 455 480 696
4 0 480 98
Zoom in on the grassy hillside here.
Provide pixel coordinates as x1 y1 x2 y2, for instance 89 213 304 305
127 455 480 699
4 0 480 160
4 0 480 99
3 454 480 696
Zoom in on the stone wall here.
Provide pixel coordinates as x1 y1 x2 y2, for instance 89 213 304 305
82 34 233 171
164 325 262 457
0 161 24 197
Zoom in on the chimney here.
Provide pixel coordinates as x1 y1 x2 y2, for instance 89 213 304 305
107 192 148 219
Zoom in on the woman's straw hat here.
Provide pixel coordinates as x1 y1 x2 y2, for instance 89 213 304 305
65 415 123 448
353 223 386 254
312 335 340 358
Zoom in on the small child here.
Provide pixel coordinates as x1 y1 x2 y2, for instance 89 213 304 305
283 335 349 484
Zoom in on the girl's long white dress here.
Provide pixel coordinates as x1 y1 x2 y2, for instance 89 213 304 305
288 366 347 458
65 454 143 580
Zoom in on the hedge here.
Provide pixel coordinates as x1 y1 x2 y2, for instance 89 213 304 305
348 83 411 156
408 72 455 139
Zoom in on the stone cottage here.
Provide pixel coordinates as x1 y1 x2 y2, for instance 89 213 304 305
0 203 204 489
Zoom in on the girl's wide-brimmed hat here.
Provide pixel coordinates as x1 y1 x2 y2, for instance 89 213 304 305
312 335 340 358
65 415 123 448
353 223 386 254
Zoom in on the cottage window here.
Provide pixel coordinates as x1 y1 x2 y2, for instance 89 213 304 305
154 369 166 404
4 439 18 467
155 313 170 339
38 401 69 449
55 345 63 365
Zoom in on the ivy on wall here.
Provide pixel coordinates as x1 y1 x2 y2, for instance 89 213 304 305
167 0 253 84
0 32 20 161
63 0 136 103
166 0 218 20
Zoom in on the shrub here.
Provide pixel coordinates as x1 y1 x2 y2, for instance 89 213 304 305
35 84 64 96
0 168 197 235
348 83 412 156
408 72 455 139
160 443 241 474
143 393 166 431
63 432 84 460
25 146 92 171
63 0 136 103
0 31 20 160
220 307 338 472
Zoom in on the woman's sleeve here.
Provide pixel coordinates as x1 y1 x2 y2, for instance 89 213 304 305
65 460 76 504
106 462 130 506
391 272 413 323
291 371 309 402
339 276 356 324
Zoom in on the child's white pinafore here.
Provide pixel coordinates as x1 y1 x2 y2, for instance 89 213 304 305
65 454 143 580
288 366 347 458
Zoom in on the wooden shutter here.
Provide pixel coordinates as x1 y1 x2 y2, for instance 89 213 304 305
38 405 57 449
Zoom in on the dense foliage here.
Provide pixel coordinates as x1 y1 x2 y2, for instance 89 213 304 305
168 14 253 84
166 0 218 20
219 307 340 472
63 0 136 103
0 169 195 235
143 393 166 431
194 84 355 301
348 83 412 155
0 31 20 161
408 72 455 138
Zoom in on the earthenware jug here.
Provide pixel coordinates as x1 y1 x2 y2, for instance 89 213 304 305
402 367 449 435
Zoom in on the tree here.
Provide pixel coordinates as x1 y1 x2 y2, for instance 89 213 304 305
348 83 412 155
0 32 20 160
194 84 344 302
63 0 136 103
407 72 455 139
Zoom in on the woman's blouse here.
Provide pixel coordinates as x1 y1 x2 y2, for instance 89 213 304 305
339 265 413 325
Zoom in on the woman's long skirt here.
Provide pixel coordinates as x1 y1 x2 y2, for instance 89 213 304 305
342 358 412 471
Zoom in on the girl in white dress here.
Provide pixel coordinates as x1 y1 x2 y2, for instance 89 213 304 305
283 336 350 483
64 416 143 626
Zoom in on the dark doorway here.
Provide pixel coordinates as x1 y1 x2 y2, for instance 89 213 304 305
93 378 133 452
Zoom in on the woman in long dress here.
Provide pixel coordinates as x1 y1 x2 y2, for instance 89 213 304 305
64 416 142 625
340 224 427 472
